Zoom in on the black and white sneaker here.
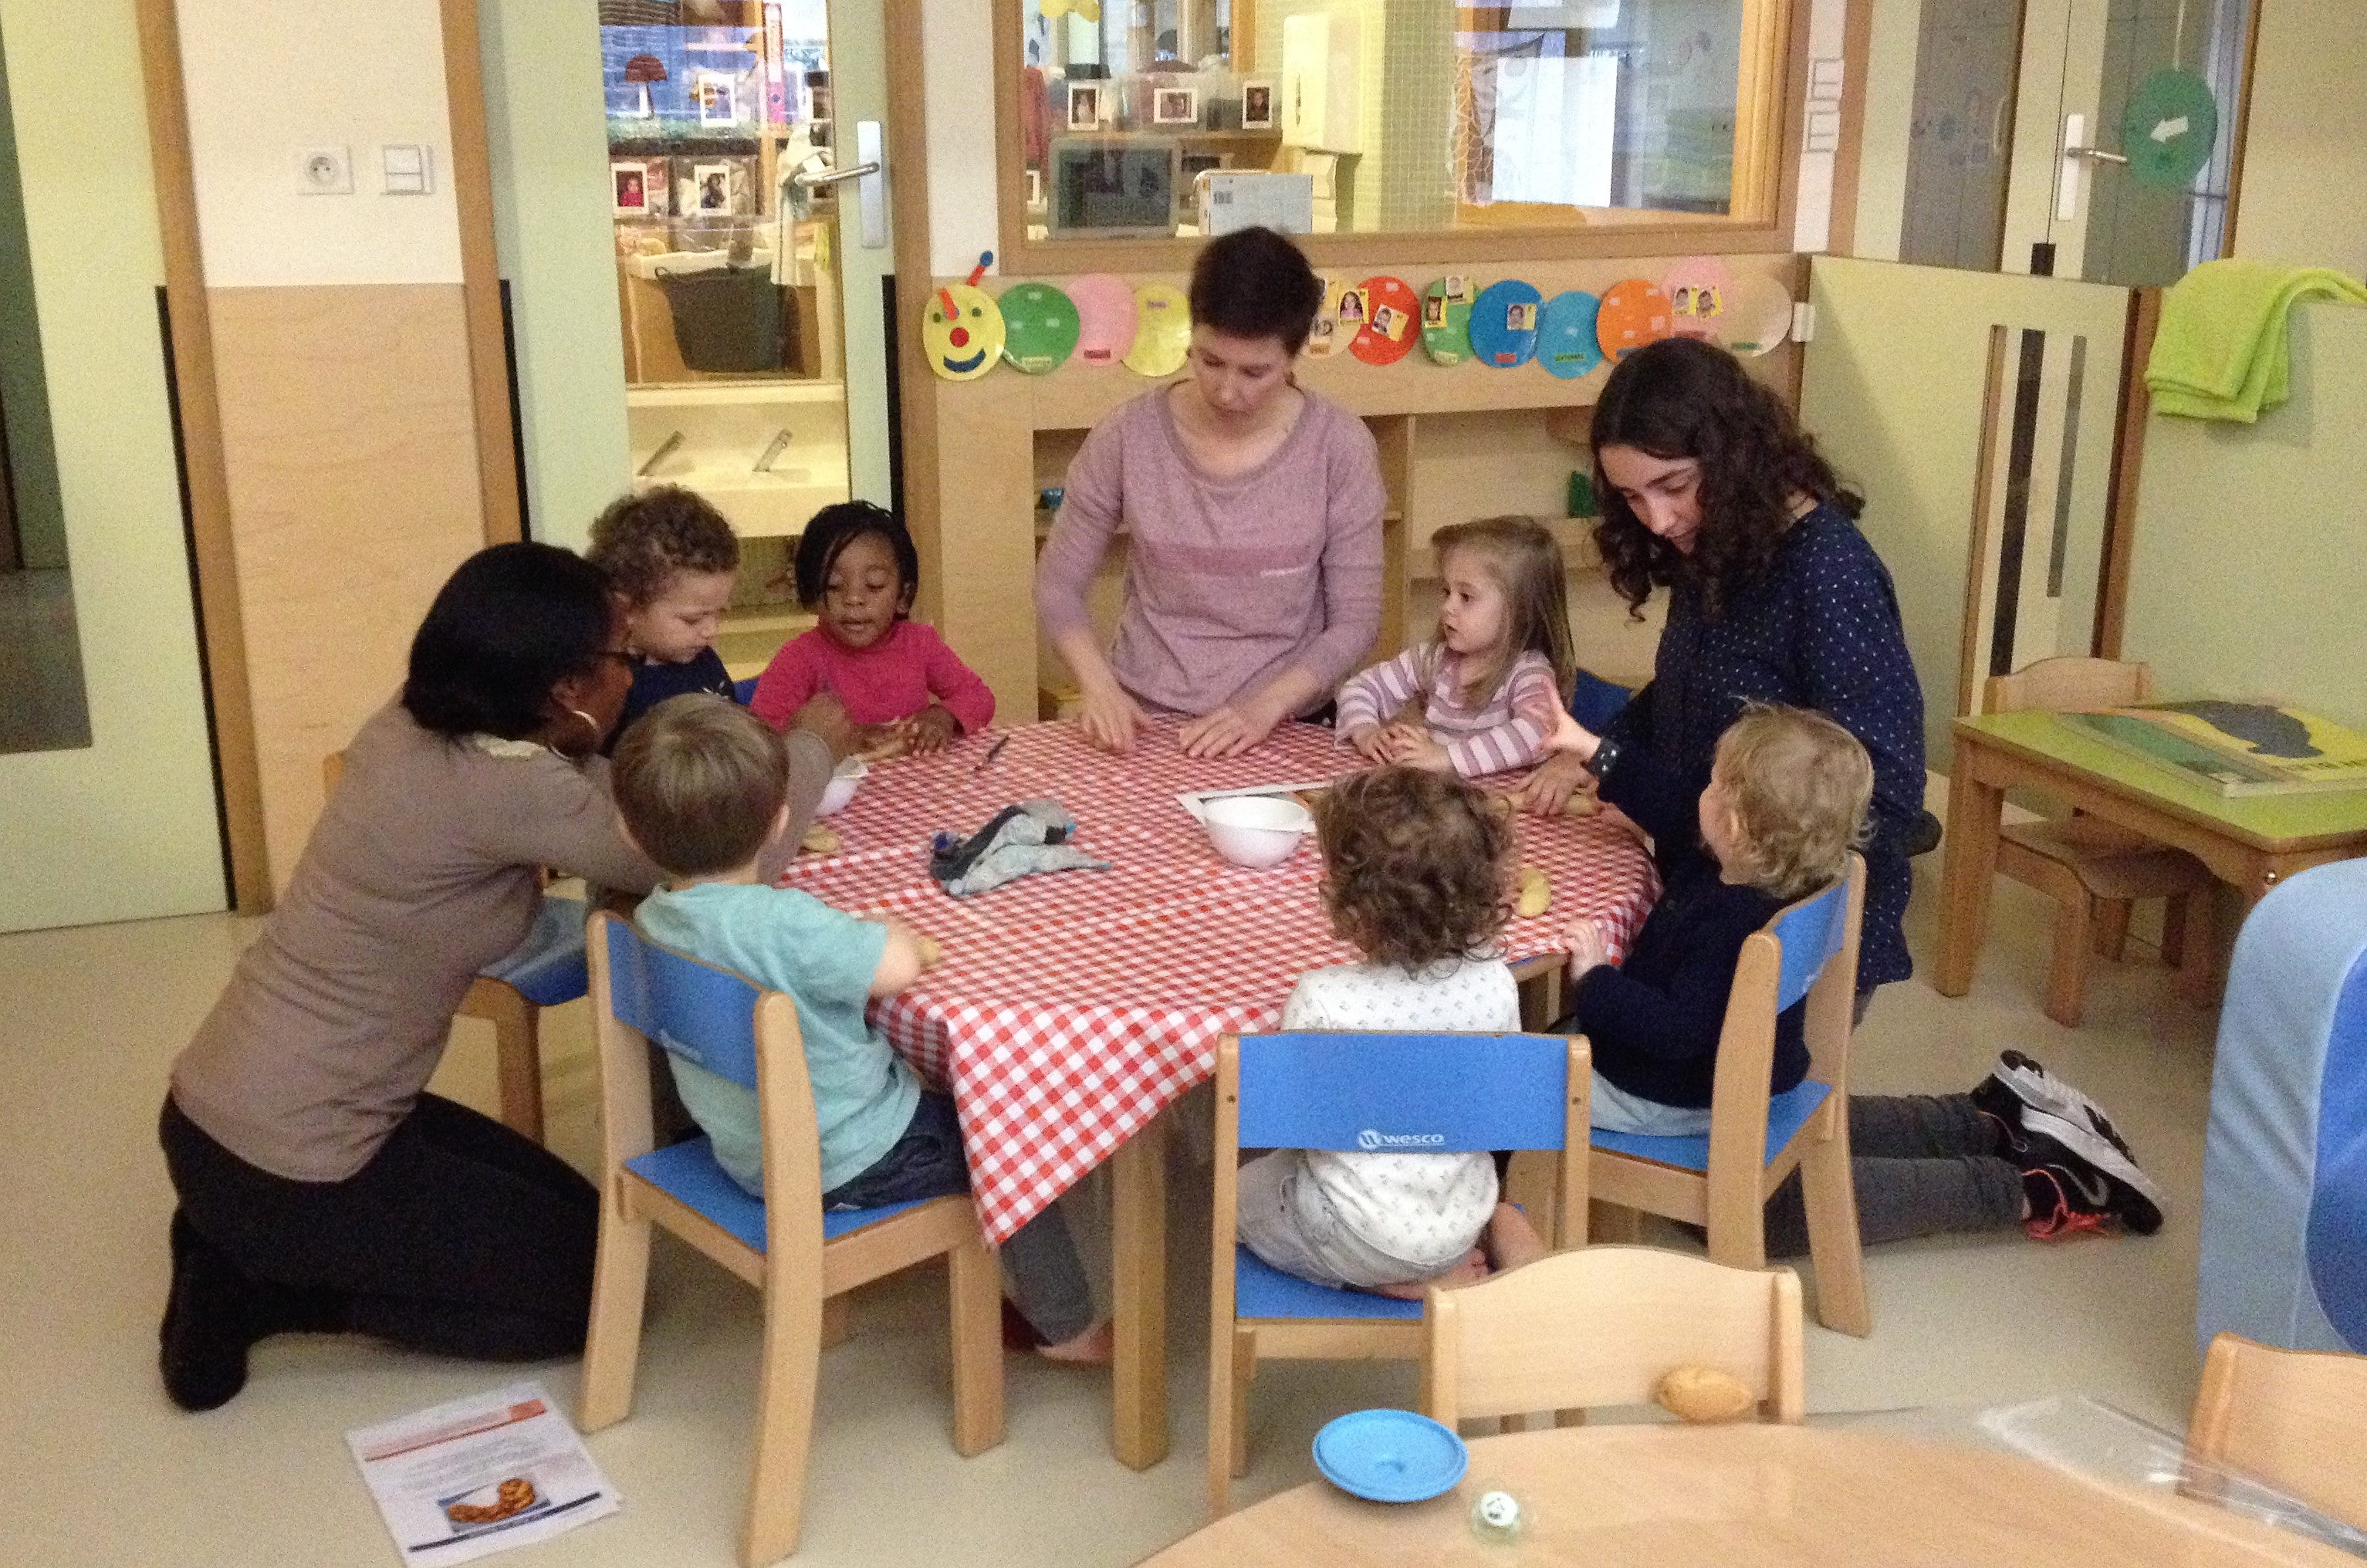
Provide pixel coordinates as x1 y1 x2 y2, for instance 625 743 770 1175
1983 1051 2137 1157
2019 1105 2165 1235
2019 1130 2118 1240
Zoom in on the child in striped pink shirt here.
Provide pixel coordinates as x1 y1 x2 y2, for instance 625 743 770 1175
1337 516 1574 779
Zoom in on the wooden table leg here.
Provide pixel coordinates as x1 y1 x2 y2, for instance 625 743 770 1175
1111 1111 1169 1470
1934 747 2006 998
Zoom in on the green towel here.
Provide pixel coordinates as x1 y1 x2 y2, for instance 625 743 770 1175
2146 259 2367 423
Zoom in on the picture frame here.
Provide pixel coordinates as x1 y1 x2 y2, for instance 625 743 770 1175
1239 79 1275 130
691 161 734 214
1067 83 1102 130
1151 85 1200 127
610 161 651 216
697 73 739 127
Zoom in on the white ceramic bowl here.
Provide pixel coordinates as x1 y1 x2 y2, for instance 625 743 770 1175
817 757 867 817
1203 795 1313 869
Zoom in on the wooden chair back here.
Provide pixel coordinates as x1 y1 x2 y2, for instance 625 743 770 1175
1985 656 2151 715
2186 1332 2367 1530
1422 1245 1804 1427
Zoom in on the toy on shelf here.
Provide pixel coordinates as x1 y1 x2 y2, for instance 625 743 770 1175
1469 279 1542 369
1348 275 1419 367
1536 291 1604 380
1595 278 1674 362
1068 273 1138 367
1420 276 1476 365
999 281 1080 374
923 253 1003 382
1124 282 1192 377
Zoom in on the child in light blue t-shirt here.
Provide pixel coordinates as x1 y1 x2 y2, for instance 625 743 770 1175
612 694 1110 1360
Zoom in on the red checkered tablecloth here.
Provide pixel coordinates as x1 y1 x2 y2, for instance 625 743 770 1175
778 719 1660 1242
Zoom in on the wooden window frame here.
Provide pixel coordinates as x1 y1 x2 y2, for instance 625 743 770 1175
990 0 1809 275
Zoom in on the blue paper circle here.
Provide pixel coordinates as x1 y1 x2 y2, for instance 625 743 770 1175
1312 1408 1470 1503
1469 280 1542 370
1537 291 1604 380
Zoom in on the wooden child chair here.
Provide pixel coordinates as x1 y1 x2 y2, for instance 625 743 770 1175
1422 1245 1804 1428
1985 657 2217 1026
1206 1029 1590 1518
322 750 577 1141
578 913 1004 1566
2186 1332 2367 1533
1588 857 1872 1336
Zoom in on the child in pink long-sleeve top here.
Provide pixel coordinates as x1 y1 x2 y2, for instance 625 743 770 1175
749 502 995 755
1337 516 1573 778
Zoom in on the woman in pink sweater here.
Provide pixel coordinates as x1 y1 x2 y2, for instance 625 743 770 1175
1034 227 1387 759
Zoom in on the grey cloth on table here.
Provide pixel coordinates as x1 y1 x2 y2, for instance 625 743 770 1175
932 798 1109 897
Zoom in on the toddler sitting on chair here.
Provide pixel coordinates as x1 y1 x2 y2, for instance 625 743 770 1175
1236 767 1547 1297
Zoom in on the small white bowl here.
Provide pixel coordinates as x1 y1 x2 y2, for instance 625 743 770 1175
1204 795 1313 869
817 757 867 817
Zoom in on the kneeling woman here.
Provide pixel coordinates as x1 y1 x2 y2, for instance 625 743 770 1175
156 543 842 1410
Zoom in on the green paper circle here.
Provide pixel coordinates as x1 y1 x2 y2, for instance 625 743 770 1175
1420 277 1475 366
2123 69 2217 190
998 282 1081 374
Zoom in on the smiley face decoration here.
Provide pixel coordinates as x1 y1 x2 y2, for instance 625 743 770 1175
923 253 1006 381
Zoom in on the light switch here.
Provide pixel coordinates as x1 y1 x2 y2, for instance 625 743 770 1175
1804 109 1842 154
380 144 433 195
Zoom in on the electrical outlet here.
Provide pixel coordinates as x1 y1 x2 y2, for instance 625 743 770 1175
298 145 353 195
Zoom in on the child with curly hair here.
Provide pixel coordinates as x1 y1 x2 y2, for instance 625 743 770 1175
585 485 742 751
1235 767 1547 1297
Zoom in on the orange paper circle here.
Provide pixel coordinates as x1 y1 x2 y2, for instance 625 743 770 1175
1596 279 1675 362
1348 275 1420 367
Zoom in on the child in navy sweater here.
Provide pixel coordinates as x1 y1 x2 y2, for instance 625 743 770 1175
586 485 742 752
1551 703 2166 1243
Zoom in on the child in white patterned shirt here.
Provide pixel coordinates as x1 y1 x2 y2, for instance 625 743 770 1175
1337 515 1573 778
1235 767 1549 1296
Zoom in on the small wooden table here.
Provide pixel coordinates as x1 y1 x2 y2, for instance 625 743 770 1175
1138 1424 2354 1566
1935 711 2367 999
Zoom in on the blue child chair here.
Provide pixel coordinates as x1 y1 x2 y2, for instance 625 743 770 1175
1588 855 1871 1336
577 914 1005 1566
1206 1029 1590 1516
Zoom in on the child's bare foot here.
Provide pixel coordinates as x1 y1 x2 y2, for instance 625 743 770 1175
1486 1204 1547 1272
1373 1247 1488 1299
1037 1320 1114 1364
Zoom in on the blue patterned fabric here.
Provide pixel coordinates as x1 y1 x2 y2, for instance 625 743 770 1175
1600 506 1925 987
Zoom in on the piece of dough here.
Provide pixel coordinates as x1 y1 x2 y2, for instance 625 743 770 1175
1655 1365 1757 1424
1562 792 1599 816
1516 865 1552 917
916 934 943 968
800 823 842 856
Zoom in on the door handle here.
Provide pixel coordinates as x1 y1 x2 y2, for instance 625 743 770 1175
2055 113 2127 221
790 160 881 190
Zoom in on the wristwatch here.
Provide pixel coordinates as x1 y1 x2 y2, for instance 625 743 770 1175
1584 734 1621 779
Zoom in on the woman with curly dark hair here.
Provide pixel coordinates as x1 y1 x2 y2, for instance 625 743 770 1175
1516 337 1926 1000
1231 767 1547 1298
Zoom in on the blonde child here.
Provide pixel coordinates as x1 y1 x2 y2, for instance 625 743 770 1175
1336 515 1573 778
586 485 742 752
1236 767 1547 1298
1557 704 2166 1245
749 502 994 757
611 695 1109 1360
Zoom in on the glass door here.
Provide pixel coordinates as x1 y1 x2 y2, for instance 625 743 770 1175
599 0 886 678
0 5 226 931
1873 0 2250 284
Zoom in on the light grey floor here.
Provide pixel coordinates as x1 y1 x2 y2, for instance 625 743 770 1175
0 858 2225 1566
0 566 93 753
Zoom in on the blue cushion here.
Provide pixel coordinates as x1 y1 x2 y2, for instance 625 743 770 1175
481 894 590 1007
1233 1246 1422 1322
627 1137 931 1252
1591 1080 1831 1171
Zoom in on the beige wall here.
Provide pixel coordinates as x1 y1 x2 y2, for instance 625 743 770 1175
2230 0 2367 274
2122 302 2367 731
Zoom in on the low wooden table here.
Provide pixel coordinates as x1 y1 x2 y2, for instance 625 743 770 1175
1936 711 2367 999
1139 1424 2354 1566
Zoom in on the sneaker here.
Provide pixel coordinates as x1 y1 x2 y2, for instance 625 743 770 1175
1985 1051 2139 1163
2021 1106 2164 1234
2017 1125 2162 1239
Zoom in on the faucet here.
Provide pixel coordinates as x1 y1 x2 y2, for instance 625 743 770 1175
637 431 685 478
753 428 793 474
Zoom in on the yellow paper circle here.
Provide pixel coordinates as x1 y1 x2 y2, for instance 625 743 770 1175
922 282 1004 382
1122 282 1192 377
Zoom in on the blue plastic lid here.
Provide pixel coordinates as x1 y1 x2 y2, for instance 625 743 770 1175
1312 1408 1469 1503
